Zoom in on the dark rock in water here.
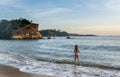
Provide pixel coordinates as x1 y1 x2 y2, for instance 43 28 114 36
66 36 70 39
47 36 51 39
94 74 100 76
11 23 42 39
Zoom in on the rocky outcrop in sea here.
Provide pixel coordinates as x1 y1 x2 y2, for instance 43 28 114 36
12 23 42 39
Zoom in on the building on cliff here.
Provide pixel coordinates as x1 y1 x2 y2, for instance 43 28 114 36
11 23 42 39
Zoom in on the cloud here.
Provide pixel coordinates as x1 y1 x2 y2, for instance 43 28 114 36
73 0 120 11
0 0 13 5
0 0 29 12
72 0 106 12
0 0 22 6
105 0 120 10
33 8 71 18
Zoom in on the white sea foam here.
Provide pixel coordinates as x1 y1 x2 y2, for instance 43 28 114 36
0 52 120 77
19 61 120 77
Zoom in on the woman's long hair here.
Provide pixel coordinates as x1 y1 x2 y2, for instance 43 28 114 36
74 45 79 52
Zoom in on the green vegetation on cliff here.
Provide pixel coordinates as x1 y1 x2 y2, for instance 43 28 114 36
40 29 69 37
0 18 31 39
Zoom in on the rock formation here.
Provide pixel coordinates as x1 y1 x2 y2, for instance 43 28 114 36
11 23 42 39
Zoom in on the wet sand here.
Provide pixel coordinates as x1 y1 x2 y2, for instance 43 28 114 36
0 64 55 77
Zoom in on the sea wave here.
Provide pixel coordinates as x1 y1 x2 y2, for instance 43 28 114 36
36 57 120 70
0 50 120 77
81 45 120 52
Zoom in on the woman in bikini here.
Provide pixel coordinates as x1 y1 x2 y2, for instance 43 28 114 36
74 45 80 64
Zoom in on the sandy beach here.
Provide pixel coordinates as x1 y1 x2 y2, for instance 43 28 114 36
0 64 55 77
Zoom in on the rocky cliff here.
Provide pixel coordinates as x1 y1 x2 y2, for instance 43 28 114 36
11 23 42 39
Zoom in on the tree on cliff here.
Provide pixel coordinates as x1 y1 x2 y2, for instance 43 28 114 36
0 18 31 39
40 29 69 37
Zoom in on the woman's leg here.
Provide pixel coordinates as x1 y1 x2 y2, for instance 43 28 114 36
74 56 77 64
77 56 80 64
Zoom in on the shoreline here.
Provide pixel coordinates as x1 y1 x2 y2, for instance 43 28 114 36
36 59 120 71
0 64 55 77
0 61 119 77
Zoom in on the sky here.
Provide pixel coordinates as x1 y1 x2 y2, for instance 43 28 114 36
0 0 120 36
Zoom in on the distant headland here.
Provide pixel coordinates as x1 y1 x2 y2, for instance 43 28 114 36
40 29 97 37
69 33 97 36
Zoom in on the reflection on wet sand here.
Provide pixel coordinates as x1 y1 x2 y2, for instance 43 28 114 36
72 65 81 77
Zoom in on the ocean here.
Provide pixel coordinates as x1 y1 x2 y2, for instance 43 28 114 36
0 36 120 77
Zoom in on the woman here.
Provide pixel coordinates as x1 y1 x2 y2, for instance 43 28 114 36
74 45 80 64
